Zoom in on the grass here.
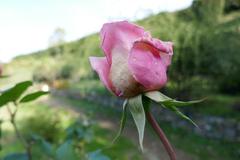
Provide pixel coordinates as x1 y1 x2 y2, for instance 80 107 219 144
158 123 240 160
193 94 240 120
70 79 109 96
87 128 142 160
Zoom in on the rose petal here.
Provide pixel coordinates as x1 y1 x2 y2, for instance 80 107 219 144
109 47 145 97
89 57 118 95
136 38 173 66
100 21 147 65
128 41 169 90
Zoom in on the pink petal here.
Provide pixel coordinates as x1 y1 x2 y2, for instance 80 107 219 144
128 41 170 91
136 37 173 66
89 57 118 95
100 21 148 65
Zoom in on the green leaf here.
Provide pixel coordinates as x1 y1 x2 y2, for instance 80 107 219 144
0 81 32 107
167 105 198 128
56 140 77 160
112 99 128 144
31 134 54 157
87 150 110 160
128 95 145 151
3 153 28 160
20 91 49 103
40 140 54 157
65 121 94 143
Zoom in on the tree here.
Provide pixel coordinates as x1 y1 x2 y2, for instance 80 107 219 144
191 0 225 25
48 28 66 56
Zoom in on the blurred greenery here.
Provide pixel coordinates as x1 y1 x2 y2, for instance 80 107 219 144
160 121 240 160
58 96 240 160
0 102 142 160
1 0 240 159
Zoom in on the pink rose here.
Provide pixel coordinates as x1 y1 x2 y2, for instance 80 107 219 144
89 21 173 98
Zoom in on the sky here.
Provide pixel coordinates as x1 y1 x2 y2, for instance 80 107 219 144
0 0 193 62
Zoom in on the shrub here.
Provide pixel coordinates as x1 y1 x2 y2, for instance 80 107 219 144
32 65 58 83
57 64 74 79
20 111 63 143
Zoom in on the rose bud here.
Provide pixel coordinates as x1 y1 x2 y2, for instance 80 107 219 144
89 21 173 98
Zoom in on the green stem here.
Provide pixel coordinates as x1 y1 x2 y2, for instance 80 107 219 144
146 110 176 160
7 105 32 160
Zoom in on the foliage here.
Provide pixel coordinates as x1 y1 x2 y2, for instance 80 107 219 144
198 30 240 93
20 91 49 103
0 81 32 107
192 0 225 24
20 111 63 143
87 150 110 160
32 65 57 83
225 0 240 13
57 64 74 79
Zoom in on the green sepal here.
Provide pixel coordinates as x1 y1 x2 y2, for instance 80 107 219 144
145 91 204 107
145 91 202 127
128 95 145 151
167 105 199 128
111 99 128 144
144 91 171 102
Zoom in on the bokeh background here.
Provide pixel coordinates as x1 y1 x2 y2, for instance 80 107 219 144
1 0 240 159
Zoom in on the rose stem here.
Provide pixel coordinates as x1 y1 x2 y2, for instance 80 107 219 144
146 110 176 160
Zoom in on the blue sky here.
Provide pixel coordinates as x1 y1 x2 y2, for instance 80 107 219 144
0 0 193 62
